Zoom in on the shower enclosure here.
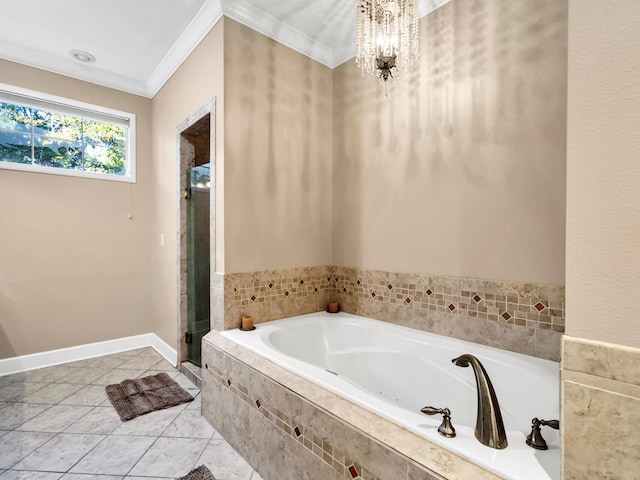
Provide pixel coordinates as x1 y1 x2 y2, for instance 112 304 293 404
186 163 211 366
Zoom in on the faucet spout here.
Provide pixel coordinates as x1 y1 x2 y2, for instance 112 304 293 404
452 354 508 449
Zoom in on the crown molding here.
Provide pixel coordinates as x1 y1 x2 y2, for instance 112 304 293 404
0 0 451 98
0 40 150 97
221 0 334 68
419 0 451 17
145 0 224 97
0 1 223 98
332 44 358 70
143 0 453 94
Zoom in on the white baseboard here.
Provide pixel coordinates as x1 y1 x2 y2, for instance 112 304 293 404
0 333 177 376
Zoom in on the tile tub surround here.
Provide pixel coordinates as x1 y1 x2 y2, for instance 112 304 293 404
211 266 335 331
332 266 565 361
219 265 564 360
562 337 640 479
202 331 502 480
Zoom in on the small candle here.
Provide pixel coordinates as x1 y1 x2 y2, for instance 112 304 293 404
241 316 254 330
328 302 339 313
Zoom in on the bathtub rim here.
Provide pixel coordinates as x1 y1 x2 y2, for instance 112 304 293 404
215 312 561 479
204 328 504 480
224 312 560 435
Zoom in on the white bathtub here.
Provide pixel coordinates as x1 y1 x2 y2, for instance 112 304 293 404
221 312 560 480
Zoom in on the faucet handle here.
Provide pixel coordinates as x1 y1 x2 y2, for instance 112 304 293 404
526 417 559 450
421 406 445 415
420 406 456 438
539 419 559 429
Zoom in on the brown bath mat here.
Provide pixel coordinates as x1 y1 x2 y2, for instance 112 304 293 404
106 372 193 421
177 465 215 480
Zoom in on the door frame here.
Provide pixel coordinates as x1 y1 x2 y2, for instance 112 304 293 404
176 98 216 365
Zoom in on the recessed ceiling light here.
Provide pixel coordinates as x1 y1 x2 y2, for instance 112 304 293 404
70 50 96 63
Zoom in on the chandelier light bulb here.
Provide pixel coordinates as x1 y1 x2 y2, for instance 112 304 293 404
356 0 419 86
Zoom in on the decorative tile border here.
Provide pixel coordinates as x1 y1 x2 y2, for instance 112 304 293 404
229 266 335 308
215 265 564 360
332 266 565 334
215 266 334 330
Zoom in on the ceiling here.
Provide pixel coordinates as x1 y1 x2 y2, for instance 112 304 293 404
0 0 450 99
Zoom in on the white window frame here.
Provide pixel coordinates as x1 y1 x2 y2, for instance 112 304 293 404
0 82 136 183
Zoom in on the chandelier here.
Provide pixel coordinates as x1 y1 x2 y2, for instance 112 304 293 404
356 0 419 86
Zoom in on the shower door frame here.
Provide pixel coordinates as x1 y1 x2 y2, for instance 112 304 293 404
176 98 216 366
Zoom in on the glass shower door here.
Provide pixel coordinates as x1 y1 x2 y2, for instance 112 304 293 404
186 163 211 366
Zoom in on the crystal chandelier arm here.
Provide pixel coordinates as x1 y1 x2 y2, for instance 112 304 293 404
355 0 419 83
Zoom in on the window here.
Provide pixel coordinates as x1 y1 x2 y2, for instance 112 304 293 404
0 83 136 182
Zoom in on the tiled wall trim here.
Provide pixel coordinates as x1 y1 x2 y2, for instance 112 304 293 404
218 266 564 360
563 336 640 386
562 337 640 479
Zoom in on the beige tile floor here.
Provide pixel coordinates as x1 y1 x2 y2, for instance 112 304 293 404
0 347 263 480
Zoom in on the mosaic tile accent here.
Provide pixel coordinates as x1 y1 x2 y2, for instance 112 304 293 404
217 266 334 330
215 265 564 360
230 269 332 306
331 266 565 334
205 361 377 480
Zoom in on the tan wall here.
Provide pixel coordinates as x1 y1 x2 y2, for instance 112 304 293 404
0 59 153 358
565 0 640 348
223 19 333 273
333 0 567 285
1 1 570 358
150 20 225 349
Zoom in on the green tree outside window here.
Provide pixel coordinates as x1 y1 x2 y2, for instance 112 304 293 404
0 101 126 175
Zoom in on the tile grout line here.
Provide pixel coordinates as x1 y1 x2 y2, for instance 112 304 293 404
120 365 205 478
2 350 122 474
0 348 229 479
9 368 118 473
60 351 165 477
